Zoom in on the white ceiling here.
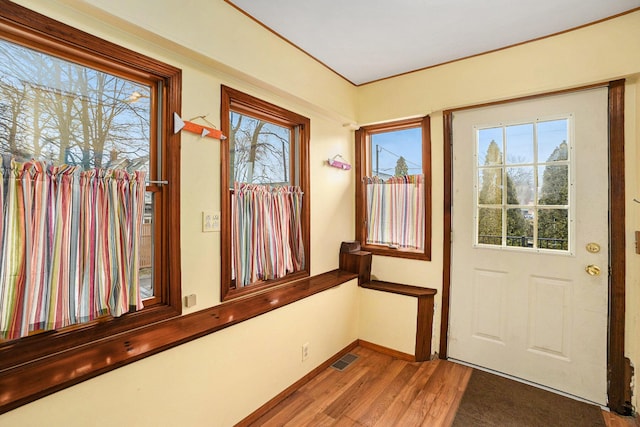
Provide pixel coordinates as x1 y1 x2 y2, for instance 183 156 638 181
227 0 640 85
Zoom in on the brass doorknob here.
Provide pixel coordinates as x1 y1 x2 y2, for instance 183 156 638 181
585 265 601 276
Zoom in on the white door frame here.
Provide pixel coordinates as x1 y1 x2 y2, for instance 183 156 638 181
439 80 630 414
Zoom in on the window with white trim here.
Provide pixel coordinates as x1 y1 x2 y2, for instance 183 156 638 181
475 118 572 252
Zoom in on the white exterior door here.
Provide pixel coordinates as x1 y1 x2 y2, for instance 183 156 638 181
448 88 609 405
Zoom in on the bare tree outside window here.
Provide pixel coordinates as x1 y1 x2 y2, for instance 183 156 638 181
229 111 290 186
0 38 151 171
0 37 155 298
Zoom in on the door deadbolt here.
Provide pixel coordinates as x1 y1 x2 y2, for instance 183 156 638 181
586 243 601 253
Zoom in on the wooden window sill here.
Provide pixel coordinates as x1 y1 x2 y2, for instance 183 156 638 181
0 269 358 414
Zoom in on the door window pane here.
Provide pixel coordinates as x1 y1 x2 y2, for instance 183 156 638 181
507 166 534 205
538 164 568 205
478 168 503 204
538 208 569 251
478 130 503 165
475 118 571 252
478 207 502 246
506 123 534 164
507 208 533 247
538 119 568 162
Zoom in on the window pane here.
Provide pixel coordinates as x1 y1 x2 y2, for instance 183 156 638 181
229 111 290 186
222 86 310 297
0 38 151 171
538 119 568 162
478 168 503 204
478 128 503 166
475 118 571 253
369 127 422 178
478 207 502 246
507 166 534 205
538 208 568 250
356 116 430 260
506 123 534 164
0 35 157 306
507 208 532 247
538 164 568 205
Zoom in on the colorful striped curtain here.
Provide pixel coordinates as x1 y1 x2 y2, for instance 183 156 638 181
232 183 305 287
0 156 146 341
365 174 424 251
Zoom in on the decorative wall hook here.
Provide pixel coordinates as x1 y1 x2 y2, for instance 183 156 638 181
173 113 226 140
327 154 351 170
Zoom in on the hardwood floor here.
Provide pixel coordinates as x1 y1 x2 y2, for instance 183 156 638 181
245 346 638 427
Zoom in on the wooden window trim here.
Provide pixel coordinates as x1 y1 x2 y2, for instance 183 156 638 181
0 0 182 410
355 116 432 260
220 85 311 301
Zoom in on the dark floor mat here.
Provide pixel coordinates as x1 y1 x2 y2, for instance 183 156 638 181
452 369 605 427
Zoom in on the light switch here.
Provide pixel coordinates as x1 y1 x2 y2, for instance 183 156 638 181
202 211 220 232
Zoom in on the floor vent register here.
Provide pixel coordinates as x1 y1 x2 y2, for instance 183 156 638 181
331 353 359 371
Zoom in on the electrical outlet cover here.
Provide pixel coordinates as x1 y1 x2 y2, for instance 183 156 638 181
202 211 220 232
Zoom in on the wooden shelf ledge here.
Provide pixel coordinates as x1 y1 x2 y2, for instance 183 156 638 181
360 279 437 363
361 280 437 297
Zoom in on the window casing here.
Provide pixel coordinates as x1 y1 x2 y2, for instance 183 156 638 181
355 116 431 260
0 0 181 402
220 86 310 300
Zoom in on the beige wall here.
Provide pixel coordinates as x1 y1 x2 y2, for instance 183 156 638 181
2 0 640 424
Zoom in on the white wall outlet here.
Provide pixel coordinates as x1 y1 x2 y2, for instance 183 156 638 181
202 211 220 232
302 342 309 361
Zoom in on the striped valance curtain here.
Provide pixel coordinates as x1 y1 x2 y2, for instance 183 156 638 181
232 183 305 287
365 174 425 251
0 156 146 341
